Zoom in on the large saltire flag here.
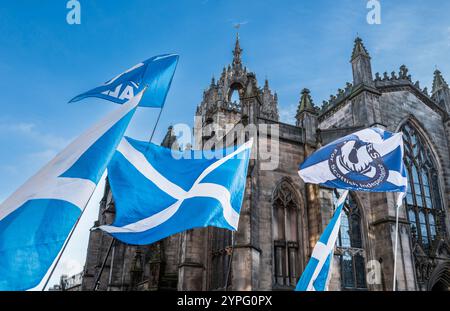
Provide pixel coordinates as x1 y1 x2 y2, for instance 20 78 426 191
296 127 407 291
69 54 179 107
0 92 144 291
96 137 253 245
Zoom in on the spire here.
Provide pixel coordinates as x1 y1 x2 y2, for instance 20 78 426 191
161 126 179 150
232 32 243 69
297 88 316 114
351 37 370 61
350 37 374 86
431 69 450 112
295 88 318 142
432 69 449 94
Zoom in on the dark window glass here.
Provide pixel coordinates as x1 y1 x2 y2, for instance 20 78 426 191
272 180 300 287
336 193 367 290
401 122 445 253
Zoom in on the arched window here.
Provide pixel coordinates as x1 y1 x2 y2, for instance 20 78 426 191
401 122 445 253
336 193 367 290
272 179 300 288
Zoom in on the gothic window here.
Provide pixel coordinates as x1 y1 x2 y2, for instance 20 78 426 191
272 179 300 288
210 228 233 290
336 193 367 290
401 122 445 253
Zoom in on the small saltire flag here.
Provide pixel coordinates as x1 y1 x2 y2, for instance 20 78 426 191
96 137 253 245
295 190 349 291
69 54 179 107
0 92 144 291
299 127 407 197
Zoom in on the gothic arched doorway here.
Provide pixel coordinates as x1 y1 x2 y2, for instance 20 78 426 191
427 263 450 291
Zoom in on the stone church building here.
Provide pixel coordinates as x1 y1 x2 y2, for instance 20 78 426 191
81 36 450 291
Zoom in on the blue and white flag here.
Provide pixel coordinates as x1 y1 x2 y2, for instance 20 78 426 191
97 138 253 245
299 128 407 196
69 54 179 107
0 92 143 291
296 190 349 291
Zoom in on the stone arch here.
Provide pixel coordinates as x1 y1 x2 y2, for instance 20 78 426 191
395 115 445 174
228 82 244 103
271 176 305 288
271 176 302 210
396 116 448 234
427 262 450 291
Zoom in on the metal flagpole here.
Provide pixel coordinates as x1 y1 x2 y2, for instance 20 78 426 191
393 199 400 291
224 231 235 290
92 238 115 291
41 189 97 291
92 88 165 291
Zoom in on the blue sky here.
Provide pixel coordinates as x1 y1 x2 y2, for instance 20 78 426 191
0 0 449 289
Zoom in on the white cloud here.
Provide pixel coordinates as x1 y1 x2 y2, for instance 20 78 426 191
60 258 83 277
0 120 70 151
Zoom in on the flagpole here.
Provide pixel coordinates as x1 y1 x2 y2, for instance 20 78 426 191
41 188 97 291
393 200 400 291
92 88 164 290
92 238 115 291
224 231 235 290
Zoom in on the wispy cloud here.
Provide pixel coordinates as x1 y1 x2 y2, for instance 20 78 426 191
0 120 69 150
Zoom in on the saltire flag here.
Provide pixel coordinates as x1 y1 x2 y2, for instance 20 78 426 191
96 137 253 245
295 190 349 291
296 127 408 291
69 54 179 107
0 92 144 291
299 127 407 202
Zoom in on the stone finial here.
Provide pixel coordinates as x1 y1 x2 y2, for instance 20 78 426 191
351 37 370 61
391 71 398 80
399 65 409 79
383 72 389 81
375 72 381 81
297 88 316 116
432 69 449 94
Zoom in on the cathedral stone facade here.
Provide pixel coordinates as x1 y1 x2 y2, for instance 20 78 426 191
81 36 450 291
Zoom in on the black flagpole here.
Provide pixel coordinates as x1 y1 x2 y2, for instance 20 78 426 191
92 93 165 291
41 188 97 291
